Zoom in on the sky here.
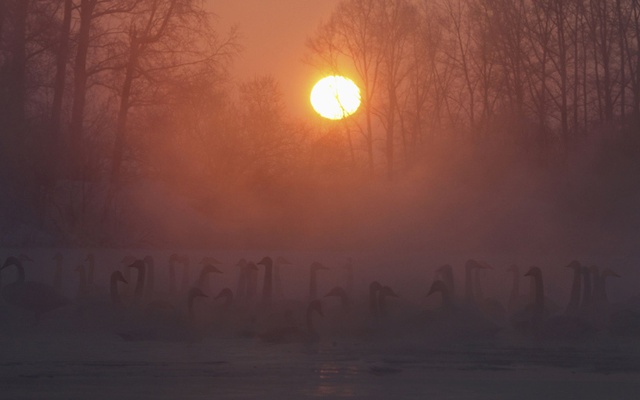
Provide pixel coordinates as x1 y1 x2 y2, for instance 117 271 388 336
208 1 343 119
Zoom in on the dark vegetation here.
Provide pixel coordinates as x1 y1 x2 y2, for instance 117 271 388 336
0 0 639 254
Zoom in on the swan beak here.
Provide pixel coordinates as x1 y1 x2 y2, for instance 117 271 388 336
480 261 493 269
564 260 581 269
205 264 223 274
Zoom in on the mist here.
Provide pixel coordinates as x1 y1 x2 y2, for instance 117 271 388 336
2 0 640 398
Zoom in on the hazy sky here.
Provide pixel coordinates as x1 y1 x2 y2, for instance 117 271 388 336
209 1 342 119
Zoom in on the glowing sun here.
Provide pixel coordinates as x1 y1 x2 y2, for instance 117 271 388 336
310 75 361 120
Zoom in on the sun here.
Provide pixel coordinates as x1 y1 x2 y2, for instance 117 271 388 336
310 75 361 120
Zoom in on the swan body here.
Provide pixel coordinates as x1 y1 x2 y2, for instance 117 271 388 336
1 256 70 323
258 300 324 344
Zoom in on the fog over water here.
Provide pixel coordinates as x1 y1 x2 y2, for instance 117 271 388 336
3 0 640 398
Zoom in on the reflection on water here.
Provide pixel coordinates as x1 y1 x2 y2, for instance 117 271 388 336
314 362 359 397
1 332 640 399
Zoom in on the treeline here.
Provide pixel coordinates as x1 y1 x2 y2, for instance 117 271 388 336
1 0 639 247
307 0 640 177
0 0 243 244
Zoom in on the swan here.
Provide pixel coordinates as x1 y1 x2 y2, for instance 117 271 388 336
120 255 137 299
193 262 223 296
126 259 146 306
179 254 192 296
257 300 324 344
257 256 274 307
507 265 534 314
52 252 64 293
198 257 223 294
110 271 128 306
1 256 70 324
343 258 355 297
523 266 594 341
426 279 500 343
463 259 484 307
564 261 582 316
369 281 382 317
435 264 454 298
142 255 155 298
324 286 350 311
85 253 96 290
309 261 329 301
168 253 181 297
274 256 291 300
75 263 106 300
377 285 399 316
117 287 208 342
245 262 259 301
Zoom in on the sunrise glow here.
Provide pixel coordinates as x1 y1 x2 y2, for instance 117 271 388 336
310 75 361 120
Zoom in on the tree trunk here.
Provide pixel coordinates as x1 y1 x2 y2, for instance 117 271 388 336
69 0 96 178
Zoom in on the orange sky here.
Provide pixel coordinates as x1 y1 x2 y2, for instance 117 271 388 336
209 1 342 119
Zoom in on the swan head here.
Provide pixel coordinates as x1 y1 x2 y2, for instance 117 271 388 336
478 261 493 269
308 299 323 317
246 262 259 271
18 254 33 262
436 264 453 274
369 281 382 293
427 280 448 297
127 259 146 270
602 268 620 278
324 286 347 298
188 287 208 300
276 256 291 265
465 259 482 270
310 261 328 271
142 255 154 264
201 256 222 265
121 255 137 265
1 256 22 271
524 266 542 278
215 288 234 300
257 257 273 267
564 260 582 270
111 270 128 284
202 264 223 274
380 285 398 298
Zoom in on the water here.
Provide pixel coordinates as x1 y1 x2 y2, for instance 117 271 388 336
2 330 639 399
2 248 640 398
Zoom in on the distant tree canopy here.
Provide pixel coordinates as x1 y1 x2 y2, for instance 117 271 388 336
1 0 639 247
307 0 640 176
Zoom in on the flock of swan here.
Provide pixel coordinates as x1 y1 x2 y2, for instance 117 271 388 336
1 253 640 347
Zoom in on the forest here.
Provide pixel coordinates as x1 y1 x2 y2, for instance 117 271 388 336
1 0 639 254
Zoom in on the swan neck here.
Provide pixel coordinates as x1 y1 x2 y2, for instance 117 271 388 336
77 266 87 295
134 266 146 301
262 264 272 306
509 268 519 305
110 275 121 305
566 267 582 314
309 269 317 301
464 266 474 304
